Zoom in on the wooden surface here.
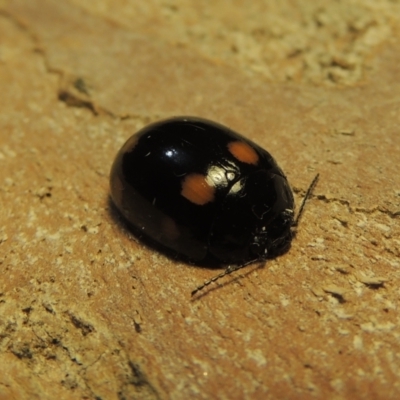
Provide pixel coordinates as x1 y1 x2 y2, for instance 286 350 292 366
0 1 399 399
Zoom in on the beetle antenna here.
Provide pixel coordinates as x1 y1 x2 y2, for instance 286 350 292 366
191 259 258 296
293 173 319 227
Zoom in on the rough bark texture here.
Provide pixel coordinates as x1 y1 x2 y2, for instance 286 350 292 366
0 1 399 399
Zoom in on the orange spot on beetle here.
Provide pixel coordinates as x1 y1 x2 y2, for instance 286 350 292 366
228 141 259 165
181 173 215 205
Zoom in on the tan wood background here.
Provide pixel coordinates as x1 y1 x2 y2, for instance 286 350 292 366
1 1 399 399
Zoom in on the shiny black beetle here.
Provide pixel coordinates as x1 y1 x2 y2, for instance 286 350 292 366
110 117 318 295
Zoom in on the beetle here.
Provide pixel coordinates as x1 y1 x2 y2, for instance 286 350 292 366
110 117 318 295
